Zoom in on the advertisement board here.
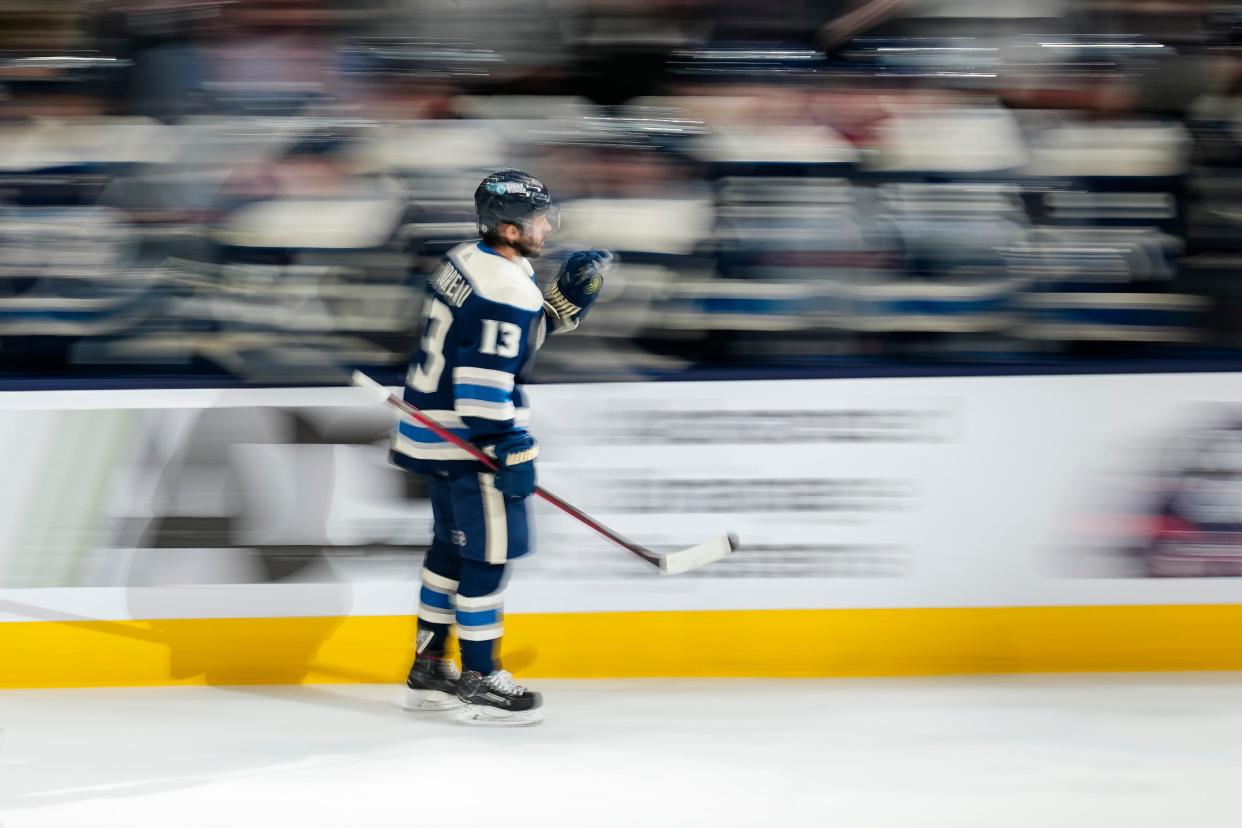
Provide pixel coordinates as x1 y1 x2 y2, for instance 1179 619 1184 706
5 375 1242 619
4 375 1242 683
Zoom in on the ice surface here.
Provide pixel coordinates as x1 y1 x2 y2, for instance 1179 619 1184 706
3 675 1242 827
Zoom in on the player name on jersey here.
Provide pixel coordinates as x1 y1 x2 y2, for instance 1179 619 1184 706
432 263 474 308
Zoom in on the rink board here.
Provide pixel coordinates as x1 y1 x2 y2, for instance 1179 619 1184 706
6 604 1242 688
2 376 1242 686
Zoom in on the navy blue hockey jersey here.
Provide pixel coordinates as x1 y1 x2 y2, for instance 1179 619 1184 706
392 241 556 475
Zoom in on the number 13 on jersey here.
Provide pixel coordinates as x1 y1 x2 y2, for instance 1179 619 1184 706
410 298 524 393
480 318 521 357
410 298 454 392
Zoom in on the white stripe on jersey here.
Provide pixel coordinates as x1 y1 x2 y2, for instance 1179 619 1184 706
456 400 516 421
393 408 531 460
453 366 515 391
393 434 476 462
400 409 466 429
399 408 529 430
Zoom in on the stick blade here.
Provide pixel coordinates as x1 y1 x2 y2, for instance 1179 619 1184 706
658 533 738 576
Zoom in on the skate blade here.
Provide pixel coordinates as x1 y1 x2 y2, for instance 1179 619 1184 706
455 704 544 727
399 688 461 712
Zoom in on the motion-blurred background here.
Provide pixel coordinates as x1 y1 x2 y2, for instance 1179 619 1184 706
4 0 1242 386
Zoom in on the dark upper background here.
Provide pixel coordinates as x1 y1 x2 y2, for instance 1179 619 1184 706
4 0 1242 388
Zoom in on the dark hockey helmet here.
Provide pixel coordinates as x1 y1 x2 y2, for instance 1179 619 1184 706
474 169 559 236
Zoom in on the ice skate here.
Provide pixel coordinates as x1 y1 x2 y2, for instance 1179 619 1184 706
455 669 543 727
400 655 462 712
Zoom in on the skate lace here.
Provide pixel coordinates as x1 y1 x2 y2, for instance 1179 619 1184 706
484 670 524 695
442 659 461 680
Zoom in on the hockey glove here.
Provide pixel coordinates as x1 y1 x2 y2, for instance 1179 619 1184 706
483 432 538 499
544 250 612 322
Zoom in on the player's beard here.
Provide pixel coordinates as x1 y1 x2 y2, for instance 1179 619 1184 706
515 234 544 258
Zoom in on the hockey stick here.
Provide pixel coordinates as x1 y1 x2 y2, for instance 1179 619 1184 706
351 371 736 575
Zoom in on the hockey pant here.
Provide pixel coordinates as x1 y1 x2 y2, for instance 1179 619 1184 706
415 471 527 675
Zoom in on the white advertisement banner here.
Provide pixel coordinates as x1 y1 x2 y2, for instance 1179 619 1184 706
2 373 1242 622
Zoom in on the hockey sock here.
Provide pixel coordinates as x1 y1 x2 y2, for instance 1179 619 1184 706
417 539 463 658
456 558 508 675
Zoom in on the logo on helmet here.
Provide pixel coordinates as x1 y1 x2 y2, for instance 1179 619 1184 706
487 181 531 195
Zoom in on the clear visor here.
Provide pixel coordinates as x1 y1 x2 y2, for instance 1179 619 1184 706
533 205 561 234
486 205 561 236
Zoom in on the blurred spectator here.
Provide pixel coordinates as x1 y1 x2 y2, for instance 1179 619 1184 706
0 0 1234 384
384 0 576 92
95 1 220 122
197 0 342 116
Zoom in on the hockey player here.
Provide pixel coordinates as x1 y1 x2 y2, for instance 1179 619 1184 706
392 170 611 726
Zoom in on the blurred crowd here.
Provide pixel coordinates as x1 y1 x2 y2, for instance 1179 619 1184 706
4 0 1242 384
